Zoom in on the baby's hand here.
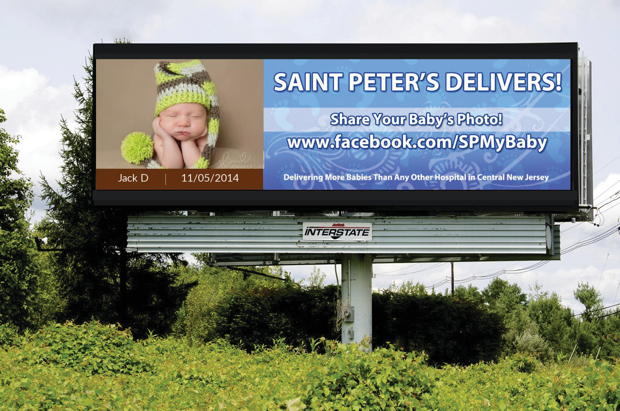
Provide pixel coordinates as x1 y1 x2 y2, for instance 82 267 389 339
152 117 184 168
152 117 173 141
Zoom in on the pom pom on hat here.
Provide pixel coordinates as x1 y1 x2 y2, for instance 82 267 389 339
121 132 154 165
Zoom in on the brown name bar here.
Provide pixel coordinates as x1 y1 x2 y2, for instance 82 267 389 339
96 169 263 190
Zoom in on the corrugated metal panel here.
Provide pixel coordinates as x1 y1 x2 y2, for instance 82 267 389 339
127 214 553 255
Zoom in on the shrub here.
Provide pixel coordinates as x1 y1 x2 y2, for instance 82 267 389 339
173 267 250 343
19 322 152 375
173 266 290 343
213 284 339 351
1 331 618 409
0 323 19 347
303 344 433 409
513 329 552 361
507 353 540 373
373 292 504 365
190 281 503 364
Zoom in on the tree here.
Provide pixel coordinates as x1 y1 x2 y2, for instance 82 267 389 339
526 291 576 356
387 281 428 296
0 108 40 329
39 55 191 337
574 282 603 322
479 279 545 357
573 282 619 359
453 285 484 305
482 278 527 314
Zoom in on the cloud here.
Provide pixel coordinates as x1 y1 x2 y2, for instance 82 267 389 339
6 0 168 41
351 1 521 43
0 64 76 223
125 0 523 44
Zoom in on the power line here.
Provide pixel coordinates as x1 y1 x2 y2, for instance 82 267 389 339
597 194 620 210
593 180 620 201
426 222 620 290
595 311 620 319
574 302 620 317
563 186 620 233
594 155 620 174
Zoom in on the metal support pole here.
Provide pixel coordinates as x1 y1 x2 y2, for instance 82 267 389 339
341 254 373 350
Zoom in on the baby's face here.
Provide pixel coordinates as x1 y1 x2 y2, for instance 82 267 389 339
158 103 207 141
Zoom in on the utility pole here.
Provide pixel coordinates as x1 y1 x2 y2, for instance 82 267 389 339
451 262 455 296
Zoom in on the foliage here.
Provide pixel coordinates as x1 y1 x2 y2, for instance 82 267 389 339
18 322 152 375
573 283 620 359
526 290 575 357
174 262 619 364
121 257 195 338
303 344 432 409
0 322 618 409
37 55 190 336
424 355 619 410
373 291 504 365
173 264 288 343
387 280 428 296
591 309 620 359
213 283 339 351
304 266 328 287
453 284 485 305
482 278 527 313
0 108 49 330
507 352 541 373
512 329 552 361
177 267 508 364
0 322 19 347
38 56 125 325
574 282 603 321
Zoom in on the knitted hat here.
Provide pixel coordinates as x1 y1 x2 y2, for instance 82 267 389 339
153 59 220 166
154 60 214 115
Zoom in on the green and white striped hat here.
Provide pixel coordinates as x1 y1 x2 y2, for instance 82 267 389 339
154 59 218 116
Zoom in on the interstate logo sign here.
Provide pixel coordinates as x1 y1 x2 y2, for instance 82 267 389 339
302 222 373 242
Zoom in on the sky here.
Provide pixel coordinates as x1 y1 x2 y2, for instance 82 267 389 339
0 0 619 313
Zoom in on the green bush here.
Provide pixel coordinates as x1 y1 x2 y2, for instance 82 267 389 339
373 292 504 365
18 322 152 375
180 276 503 365
2 333 617 409
513 329 552 361
0 323 19 347
303 344 432 409
213 284 339 351
173 265 290 343
173 267 250 342
424 356 619 410
507 353 540 373
177 273 615 367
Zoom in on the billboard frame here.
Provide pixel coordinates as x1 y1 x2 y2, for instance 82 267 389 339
93 42 579 213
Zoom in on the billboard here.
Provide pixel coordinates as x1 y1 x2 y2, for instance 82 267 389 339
93 43 579 211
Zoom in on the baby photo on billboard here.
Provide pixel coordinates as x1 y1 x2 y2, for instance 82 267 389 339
95 58 263 170
123 60 220 169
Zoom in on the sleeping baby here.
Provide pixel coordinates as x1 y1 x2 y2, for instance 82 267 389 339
121 60 220 169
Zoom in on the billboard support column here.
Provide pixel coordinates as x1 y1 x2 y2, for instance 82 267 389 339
340 254 373 350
